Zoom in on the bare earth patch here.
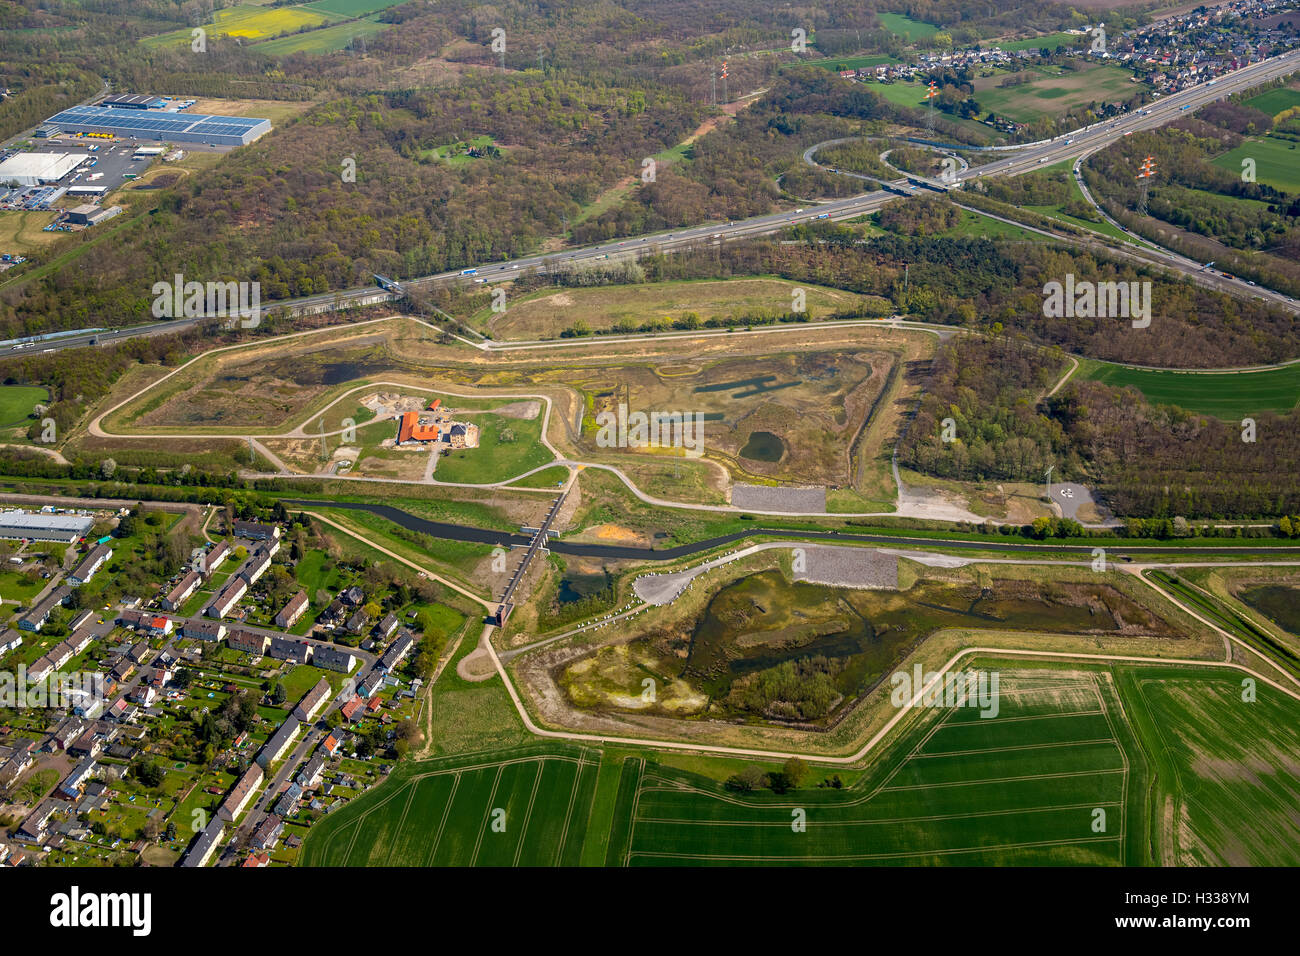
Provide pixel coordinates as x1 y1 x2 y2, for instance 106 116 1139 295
457 639 499 683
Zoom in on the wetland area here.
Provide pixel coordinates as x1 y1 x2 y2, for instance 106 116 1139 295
560 568 1182 726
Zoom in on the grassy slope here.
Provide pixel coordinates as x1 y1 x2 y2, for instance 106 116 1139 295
1081 359 1300 418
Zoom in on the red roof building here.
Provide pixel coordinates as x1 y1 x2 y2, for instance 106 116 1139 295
396 410 440 445
340 695 365 722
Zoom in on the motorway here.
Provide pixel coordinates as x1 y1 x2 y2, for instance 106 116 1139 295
21 51 1298 358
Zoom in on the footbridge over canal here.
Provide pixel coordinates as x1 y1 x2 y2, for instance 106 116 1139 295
493 490 566 626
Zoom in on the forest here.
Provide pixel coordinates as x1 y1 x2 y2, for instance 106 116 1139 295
0 0 1155 341
899 335 1300 519
615 231 1298 369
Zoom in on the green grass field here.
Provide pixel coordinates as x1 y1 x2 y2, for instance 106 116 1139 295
0 385 47 428
1018 163 1160 248
1118 667 1300 866
420 135 497 166
1242 87 1300 116
301 744 602 865
1211 134 1300 194
1148 571 1300 681
296 660 1300 866
608 664 1300 866
1082 360 1300 418
939 208 1049 241
0 568 48 605
976 64 1142 124
252 14 391 53
300 0 404 15
312 506 495 591
1025 204 1135 244
876 13 938 43
855 71 1095 139
858 78 934 110
504 464 570 489
279 662 351 700
0 208 60 255
431 411 555 484
293 548 344 596
609 668 1139 865
481 277 872 339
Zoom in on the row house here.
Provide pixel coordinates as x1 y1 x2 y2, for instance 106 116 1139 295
18 586 70 632
293 677 331 723
183 620 225 643
256 716 301 770
275 591 309 629
379 632 414 673
268 635 311 665
208 578 247 619
200 539 231 575
163 570 202 610
311 644 355 675
232 520 279 542
240 548 272 587
228 628 268 656
251 814 284 851
181 816 225 868
217 763 264 823
68 544 112 586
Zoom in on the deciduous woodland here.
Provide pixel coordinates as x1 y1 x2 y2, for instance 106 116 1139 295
900 336 1300 519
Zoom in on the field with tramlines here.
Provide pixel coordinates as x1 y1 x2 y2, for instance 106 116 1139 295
301 745 600 866
301 665 1300 866
606 668 1144 865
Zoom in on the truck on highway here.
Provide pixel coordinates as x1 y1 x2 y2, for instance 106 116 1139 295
460 268 478 276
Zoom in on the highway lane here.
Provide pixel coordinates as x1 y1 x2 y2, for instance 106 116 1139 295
24 51 1299 356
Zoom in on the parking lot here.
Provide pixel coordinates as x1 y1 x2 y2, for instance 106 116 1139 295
0 139 157 213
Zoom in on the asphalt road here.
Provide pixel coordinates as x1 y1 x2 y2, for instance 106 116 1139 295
22 51 1297 357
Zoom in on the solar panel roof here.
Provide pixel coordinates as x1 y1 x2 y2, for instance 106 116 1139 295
47 105 269 135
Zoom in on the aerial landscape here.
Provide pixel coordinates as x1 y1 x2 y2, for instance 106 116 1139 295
0 0 1296 925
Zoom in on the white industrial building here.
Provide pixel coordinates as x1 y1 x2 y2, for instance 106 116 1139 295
0 510 94 543
0 152 89 187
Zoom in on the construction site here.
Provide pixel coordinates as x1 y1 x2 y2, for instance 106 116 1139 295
392 397 480 451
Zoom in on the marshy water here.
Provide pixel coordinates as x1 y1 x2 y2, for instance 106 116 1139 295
574 569 1177 723
739 430 785 462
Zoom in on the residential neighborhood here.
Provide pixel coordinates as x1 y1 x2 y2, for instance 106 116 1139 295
0 501 445 867
834 0 1300 137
